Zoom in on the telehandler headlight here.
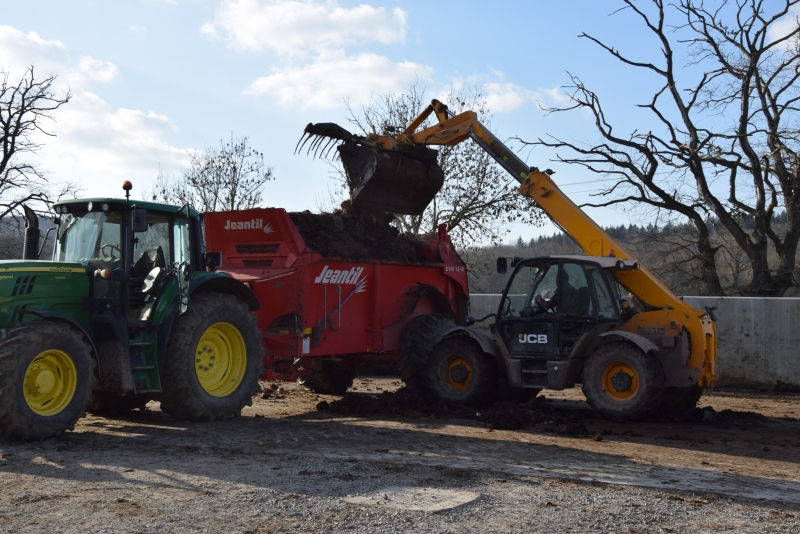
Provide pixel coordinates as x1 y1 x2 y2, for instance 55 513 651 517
87 202 93 211
101 203 109 211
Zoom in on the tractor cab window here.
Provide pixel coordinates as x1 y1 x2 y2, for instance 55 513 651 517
55 211 122 269
132 214 172 269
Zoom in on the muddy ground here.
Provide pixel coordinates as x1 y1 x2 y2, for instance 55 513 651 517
1 381 799 533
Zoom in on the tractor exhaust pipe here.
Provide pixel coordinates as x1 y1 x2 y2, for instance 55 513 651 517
297 123 444 215
22 204 40 260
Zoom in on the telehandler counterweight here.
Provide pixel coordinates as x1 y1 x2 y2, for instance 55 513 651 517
300 99 718 419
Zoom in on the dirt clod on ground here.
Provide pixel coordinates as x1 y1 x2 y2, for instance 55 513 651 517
289 208 428 262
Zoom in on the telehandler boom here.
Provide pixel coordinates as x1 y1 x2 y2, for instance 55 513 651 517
299 99 717 418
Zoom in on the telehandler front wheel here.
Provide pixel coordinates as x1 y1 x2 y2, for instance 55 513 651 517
429 337 495 404
160 293 264 421
0 321 94 440
582 342 665 420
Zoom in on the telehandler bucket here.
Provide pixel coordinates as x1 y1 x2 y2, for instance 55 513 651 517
297 123 444 215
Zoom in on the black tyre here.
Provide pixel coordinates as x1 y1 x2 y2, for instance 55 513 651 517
658 384 704 416
300 361 355 395
429 337 496 404
160 293 264 421
399 313 455 390
0 321 94 440
86 391 150 415
582 342 665 420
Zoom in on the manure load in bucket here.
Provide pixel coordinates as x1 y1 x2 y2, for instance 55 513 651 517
297 123 445 215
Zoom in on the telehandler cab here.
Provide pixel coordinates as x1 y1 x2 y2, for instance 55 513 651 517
299 99 717 419
0 182 263 440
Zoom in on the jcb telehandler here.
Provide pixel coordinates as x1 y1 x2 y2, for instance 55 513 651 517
0 182 263 440
299 100 718 419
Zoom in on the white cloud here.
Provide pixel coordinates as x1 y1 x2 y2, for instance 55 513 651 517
203 0 407 56
484 82 569 113
77 56 118 83
0 25 187 194
768 5 800 50
246 52 433 109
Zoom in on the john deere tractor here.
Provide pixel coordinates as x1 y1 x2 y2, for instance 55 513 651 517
0 182 263 440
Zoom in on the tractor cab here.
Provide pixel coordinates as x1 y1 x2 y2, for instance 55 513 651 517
51 192 202 395
53 197 197 320
493 255 636 389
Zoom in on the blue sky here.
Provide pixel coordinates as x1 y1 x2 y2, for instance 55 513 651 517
2 0 797 243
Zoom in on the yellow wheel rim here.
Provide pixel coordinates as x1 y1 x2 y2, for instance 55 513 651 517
602 362 639 400
445 357 473 390
195 322 247 398
23 349 77 416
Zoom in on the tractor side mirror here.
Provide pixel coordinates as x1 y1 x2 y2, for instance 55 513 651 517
496 257 507 274
203 251 222 271
132 209 149 233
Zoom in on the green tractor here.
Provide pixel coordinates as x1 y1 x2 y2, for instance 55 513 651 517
0 182 264 440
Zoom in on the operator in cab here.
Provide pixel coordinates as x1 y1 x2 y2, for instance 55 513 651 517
534 270 577 313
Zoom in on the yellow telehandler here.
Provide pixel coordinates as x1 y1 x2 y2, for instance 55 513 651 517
298 100 717 419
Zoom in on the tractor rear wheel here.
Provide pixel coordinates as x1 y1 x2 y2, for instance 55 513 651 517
399 313 455 390
582 341 665 420
0 321 94 440
160 293 264 421
429 337 495 404
86 391 150 415
300 361 355 395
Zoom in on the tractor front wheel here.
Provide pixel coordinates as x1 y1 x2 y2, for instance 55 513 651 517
429 337 495 404
0 321 94 440
160 293 264 421
582 342 665 420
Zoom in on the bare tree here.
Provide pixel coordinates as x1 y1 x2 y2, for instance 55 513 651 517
0 66 75 218
149 133 273 212
344 85 542 247
523 0 800 296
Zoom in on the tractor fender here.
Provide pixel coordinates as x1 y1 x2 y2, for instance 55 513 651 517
599 330 658 354
439 325 501 359
191 273 260 311
17 309 100 365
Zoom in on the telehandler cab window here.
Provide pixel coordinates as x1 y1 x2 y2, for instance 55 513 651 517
501 263 553 318
55 211 122 268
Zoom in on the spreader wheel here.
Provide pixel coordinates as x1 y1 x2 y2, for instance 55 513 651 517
0 321 94 440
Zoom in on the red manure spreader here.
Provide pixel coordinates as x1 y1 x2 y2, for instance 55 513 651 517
203 208 469 393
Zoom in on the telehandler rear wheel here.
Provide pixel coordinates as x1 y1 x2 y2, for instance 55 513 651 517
582 342 665 420
429 337 495 404
0 321 94 440
160 293 264 421
399 313 455 390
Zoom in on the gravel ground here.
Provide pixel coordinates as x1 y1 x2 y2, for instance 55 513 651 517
1 380 798 533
